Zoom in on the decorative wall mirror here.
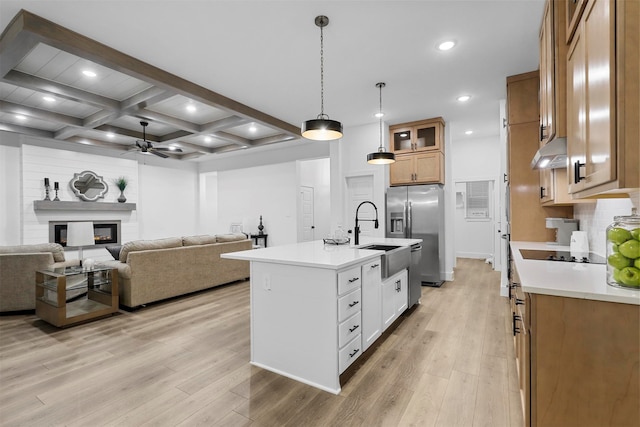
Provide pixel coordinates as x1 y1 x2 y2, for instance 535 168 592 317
70 171 108 202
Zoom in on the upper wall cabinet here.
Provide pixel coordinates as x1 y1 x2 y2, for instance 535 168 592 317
389 117 445 186
539 0 568 145
566 0 587 43
566 0 639 197
389 117 444 154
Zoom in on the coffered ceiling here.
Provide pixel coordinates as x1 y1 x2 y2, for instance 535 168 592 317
0 10 300 160
0 2 545 164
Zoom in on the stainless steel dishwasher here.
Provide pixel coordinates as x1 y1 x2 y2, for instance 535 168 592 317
408 243 422 307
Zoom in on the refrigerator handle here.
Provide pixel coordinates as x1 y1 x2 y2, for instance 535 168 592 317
403 201 408 238
407 201 412 238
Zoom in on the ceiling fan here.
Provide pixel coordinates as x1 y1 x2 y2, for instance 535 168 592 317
131 121 182 158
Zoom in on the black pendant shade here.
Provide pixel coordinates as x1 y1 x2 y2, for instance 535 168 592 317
301 118 343 141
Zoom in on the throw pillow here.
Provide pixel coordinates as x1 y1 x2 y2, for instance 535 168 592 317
182 235 218 246
105 245 122 260
216 233 247 242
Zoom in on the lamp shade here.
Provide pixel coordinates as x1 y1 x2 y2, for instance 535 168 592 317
301 119 343 141
66 222 95 247
367 149 396 164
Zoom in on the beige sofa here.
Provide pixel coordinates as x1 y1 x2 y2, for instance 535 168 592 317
101 234 251 308
0 243 79 312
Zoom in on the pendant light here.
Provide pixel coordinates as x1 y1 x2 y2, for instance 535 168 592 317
367 82 395 164
301 15 343 141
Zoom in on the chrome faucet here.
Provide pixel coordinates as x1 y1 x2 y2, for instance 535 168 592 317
354 201 379 245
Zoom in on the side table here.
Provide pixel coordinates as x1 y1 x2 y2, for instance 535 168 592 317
35 266 118 327
250 233 268 248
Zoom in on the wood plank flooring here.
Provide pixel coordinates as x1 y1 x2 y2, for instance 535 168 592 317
0 258 523 426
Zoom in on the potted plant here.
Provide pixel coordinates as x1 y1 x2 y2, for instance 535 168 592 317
114 176 128 203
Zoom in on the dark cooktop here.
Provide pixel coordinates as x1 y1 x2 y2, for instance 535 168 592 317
519 249 606 264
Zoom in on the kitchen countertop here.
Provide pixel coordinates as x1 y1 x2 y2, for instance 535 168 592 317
510 241 640 305
222 237 422 270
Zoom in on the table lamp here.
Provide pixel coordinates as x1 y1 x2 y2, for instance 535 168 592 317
66 221 95 267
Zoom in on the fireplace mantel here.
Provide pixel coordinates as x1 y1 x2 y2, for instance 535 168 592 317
34 201 136 211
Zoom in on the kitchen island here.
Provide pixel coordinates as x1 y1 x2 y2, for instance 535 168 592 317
509 241 639 426
222 237 421 394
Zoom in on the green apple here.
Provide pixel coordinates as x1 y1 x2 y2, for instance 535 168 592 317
631 228 640 241
618 239 640 259
612 268 622 283
608 252 632 270
607 227 632 245
618 267 640 287
635 258 640 269
611 243 619 253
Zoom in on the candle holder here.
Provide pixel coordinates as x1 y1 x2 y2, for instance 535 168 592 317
44 184 51 201
53 188 60 201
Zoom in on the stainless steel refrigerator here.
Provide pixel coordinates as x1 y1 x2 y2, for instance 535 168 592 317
386 185 445 292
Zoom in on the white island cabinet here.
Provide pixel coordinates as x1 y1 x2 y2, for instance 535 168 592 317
222 238 420 394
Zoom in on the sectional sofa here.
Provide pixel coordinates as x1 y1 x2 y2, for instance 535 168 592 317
101 234 251 308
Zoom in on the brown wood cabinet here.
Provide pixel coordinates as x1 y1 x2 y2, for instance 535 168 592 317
507 71 573 242
566 0 587 43
389 117 444 154
567 0 639 197
389 117 445 186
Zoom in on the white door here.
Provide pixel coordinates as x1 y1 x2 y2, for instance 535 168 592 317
300 186 315 242
346 175 375 238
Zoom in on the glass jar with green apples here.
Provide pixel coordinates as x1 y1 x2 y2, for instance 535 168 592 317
606 214 640 289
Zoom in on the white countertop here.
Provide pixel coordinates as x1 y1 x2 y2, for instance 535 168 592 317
222 237 422 270
510 241 640 305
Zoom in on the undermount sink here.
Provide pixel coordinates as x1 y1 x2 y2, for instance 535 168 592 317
360 244 410 278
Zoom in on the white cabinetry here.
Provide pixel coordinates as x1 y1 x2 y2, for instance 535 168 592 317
337 266 363 374
361 258 382 351
382 270 408 331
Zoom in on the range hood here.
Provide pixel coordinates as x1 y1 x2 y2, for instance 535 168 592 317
531 137 567 169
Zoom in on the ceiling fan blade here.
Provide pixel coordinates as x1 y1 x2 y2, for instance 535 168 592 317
135 141 143 149
150 149 169 158
153 147 183 153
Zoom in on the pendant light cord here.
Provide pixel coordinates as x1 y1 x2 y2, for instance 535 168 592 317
319 22 326 119
379 84 383 149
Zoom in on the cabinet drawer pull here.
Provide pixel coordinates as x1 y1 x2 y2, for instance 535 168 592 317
370 264 380 268
349 324 360 333
395 280 402 292
574 160 585 183
348 277 360 283
515 298 525 306
349 348 360 358
513 314 522 336
348 300 360 308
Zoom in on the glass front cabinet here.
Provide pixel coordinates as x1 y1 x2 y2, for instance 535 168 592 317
390 117 444 154
35 266 118 327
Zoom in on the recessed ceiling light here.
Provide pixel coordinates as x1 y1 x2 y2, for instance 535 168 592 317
186 104 196 113
169 146 178 151
82 70 97 77
374 112 384 118
457 95 471 102
437 41 456 51
15 114 26 120
43 96 56 102
106 132 115 138
249 124 257 133
465 130 473 135
204 136 212 143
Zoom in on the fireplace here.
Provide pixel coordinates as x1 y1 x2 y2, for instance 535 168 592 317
50 221 121 247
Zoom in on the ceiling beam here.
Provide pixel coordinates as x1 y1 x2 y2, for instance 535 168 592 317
0 100 83 127
0 121 53 138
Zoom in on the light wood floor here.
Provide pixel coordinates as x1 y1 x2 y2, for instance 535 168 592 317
0 258 523 426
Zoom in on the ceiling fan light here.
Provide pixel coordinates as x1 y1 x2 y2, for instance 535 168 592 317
301 118 343 141
367 149 395 165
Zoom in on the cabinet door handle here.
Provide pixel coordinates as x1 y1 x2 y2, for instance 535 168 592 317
370 264 379 268
540 124 547 141
349 348 360 358
348 300 360 308
540 186 546 199
574 160 585 183
513 314 522 336
503 173 508 183
515 298 525 306
349 324 360 333
348 277 360 283
395 280 402 292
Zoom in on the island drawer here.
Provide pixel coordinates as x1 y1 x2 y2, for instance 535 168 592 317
339 334 362 373
339 312 362 348
338 288 361 322
338 266 362 295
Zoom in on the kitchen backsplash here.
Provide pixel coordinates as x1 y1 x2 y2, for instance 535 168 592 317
574 192 638 255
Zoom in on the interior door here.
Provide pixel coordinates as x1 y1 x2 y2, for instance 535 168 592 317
299 186 315 242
